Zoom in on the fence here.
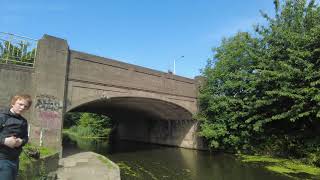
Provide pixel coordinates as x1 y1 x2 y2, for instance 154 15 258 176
0 32 38 67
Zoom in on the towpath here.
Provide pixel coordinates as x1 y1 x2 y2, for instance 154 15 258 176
56 151 120 180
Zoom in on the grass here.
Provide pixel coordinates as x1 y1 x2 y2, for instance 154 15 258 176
19 143 57 179
239 154 320 179
63 129 109 139
97 155 115 169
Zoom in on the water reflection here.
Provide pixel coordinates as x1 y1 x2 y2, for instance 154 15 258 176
62 134 291 180
62 134 110 157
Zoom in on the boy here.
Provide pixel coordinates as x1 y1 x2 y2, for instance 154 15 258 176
0 94 32 180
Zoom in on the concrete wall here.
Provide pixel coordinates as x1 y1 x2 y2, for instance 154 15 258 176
66 50 197 114
117 118 205 149
0 64 34 120
29 35 69 150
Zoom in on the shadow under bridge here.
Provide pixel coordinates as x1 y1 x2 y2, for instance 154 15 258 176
69 97 196 147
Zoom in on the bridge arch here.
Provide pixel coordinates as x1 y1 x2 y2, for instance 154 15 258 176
67 96 193 121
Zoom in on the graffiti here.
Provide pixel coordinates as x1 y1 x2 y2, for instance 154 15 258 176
39 111 59 120
39 114 61 130
35 95 63 111
37 110 61 129
35 94 62 130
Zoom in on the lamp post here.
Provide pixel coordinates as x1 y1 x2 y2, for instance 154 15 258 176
173 55 184 75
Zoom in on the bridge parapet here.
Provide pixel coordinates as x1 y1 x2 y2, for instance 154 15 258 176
67 50 198 114
68 50 196 97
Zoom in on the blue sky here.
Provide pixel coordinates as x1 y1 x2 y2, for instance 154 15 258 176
1 0 276 78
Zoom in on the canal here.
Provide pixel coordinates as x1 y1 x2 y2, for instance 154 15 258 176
62 134 291 180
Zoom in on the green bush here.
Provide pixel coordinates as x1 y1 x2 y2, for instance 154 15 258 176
67 112 112 138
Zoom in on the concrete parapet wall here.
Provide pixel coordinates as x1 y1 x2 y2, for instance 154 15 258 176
67 50 198 114
0 64 34 119
69 50 196 97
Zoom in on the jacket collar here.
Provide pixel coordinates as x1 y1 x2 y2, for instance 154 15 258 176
0 108 21 118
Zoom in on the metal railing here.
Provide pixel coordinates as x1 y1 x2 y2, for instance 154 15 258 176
0 32 38 67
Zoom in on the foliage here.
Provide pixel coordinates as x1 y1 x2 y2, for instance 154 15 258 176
19 143 57 180
240 154 320 179
0 40 36 66
64 112 81 128
197 31 260 150
197 0 320 165
65 112 112 138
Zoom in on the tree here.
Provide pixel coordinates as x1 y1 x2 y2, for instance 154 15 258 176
78 113 112 137
198 32 261 149
198 0 320 158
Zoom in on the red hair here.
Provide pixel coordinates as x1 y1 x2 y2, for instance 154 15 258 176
11 94 32 109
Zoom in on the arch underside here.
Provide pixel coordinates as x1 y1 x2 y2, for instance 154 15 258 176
70 97 193 121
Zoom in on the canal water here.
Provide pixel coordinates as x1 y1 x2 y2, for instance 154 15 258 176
62 134 291 180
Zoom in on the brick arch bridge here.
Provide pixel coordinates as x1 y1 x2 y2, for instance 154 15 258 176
0 35 205 152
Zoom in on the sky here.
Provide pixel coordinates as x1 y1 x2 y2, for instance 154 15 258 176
1 0 276 79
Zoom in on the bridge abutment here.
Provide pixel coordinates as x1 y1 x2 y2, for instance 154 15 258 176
117 118 206 149
29 35 69 151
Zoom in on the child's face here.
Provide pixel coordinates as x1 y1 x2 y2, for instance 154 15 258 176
11 98 30 115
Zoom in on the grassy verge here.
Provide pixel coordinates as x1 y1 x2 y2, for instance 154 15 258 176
239 154 320 179
63 128 109 139
19 143 57 180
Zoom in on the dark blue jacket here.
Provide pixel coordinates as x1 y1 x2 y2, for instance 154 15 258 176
0 108 29 160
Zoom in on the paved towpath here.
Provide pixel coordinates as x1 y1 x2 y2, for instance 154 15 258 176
56 151 120 180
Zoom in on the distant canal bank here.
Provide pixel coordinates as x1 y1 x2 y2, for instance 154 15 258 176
62 134 294 180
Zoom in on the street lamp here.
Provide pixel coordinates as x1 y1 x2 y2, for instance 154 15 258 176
173 55 184 75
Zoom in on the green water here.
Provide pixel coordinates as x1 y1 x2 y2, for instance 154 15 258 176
62 134 291 180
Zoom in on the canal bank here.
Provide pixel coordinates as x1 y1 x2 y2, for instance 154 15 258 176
56 151 120 180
